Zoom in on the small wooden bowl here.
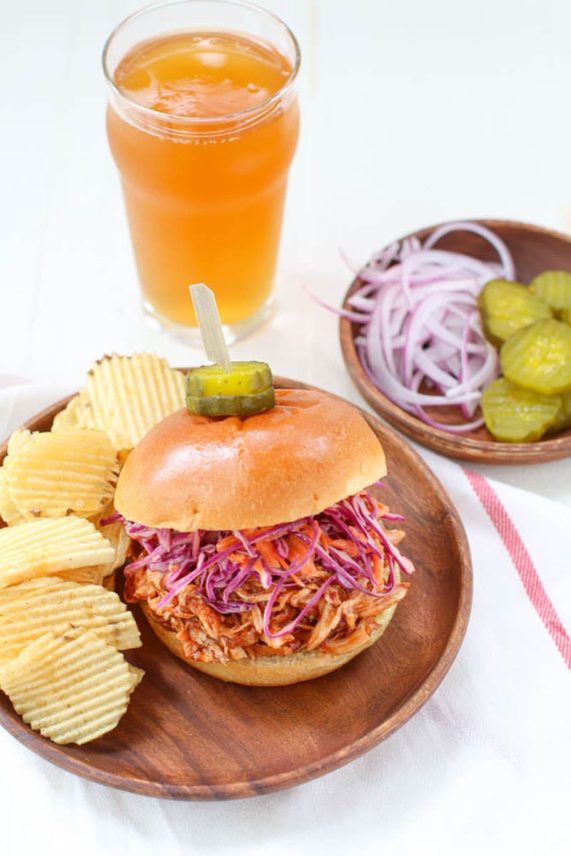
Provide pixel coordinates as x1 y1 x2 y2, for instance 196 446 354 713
0 379 472 800
340 219 571 464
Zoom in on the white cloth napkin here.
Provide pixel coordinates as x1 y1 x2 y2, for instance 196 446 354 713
1 385 569 856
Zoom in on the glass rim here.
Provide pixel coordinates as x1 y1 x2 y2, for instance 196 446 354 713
102 0 301 127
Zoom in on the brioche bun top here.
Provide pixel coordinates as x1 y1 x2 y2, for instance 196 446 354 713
114 388 386 531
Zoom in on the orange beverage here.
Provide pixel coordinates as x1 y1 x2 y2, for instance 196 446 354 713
104 1 300 339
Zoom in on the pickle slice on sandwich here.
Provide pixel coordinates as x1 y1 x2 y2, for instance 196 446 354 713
186 361 275 417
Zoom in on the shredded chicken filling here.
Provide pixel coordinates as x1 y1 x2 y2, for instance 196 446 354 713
123 493 412 663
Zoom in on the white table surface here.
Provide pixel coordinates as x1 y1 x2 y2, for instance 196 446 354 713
2 0 571 503
1 1 570 852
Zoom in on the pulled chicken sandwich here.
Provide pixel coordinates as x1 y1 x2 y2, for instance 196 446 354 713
114 388 415 686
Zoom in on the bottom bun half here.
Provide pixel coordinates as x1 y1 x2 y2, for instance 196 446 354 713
140 601 399 686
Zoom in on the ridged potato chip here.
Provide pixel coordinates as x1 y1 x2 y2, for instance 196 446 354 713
84 353 185 450
0 468 24 526
104 522 131 570
5 428 119 520
0 576 141 663
0 628 143 744
7 430 33 456
56 565 111 585
0 516 115 589
51 393 93 432
91 506 132 571
1 432 34 526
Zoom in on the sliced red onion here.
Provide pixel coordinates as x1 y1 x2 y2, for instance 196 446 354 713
310 289 371 324
322 221 514 434
423 220 516 280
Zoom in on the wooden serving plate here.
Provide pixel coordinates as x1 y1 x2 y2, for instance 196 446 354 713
0 378 472 800
340 219 571 464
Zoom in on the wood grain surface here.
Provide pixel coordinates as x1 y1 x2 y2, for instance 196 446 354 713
0 378 472 800
340 219 571 464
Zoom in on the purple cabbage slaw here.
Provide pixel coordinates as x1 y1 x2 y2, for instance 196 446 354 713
110 491 415 640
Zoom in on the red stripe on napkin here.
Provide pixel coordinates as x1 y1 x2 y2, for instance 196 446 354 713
463 468 571 670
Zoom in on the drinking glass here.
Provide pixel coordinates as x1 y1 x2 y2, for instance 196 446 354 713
103 0 300 342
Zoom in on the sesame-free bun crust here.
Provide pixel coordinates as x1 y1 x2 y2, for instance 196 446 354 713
115 388 386 531
140 601 399 686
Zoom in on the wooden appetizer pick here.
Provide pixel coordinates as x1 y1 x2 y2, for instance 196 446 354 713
189 283 231 371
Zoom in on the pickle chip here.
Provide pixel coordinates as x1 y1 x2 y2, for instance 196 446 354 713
187 361 273 396
529 270 571 322
186 362 275 417
482 378 561 443
550 390 571 434
186 388 275 417
500 319 571 395
478 279 552 346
